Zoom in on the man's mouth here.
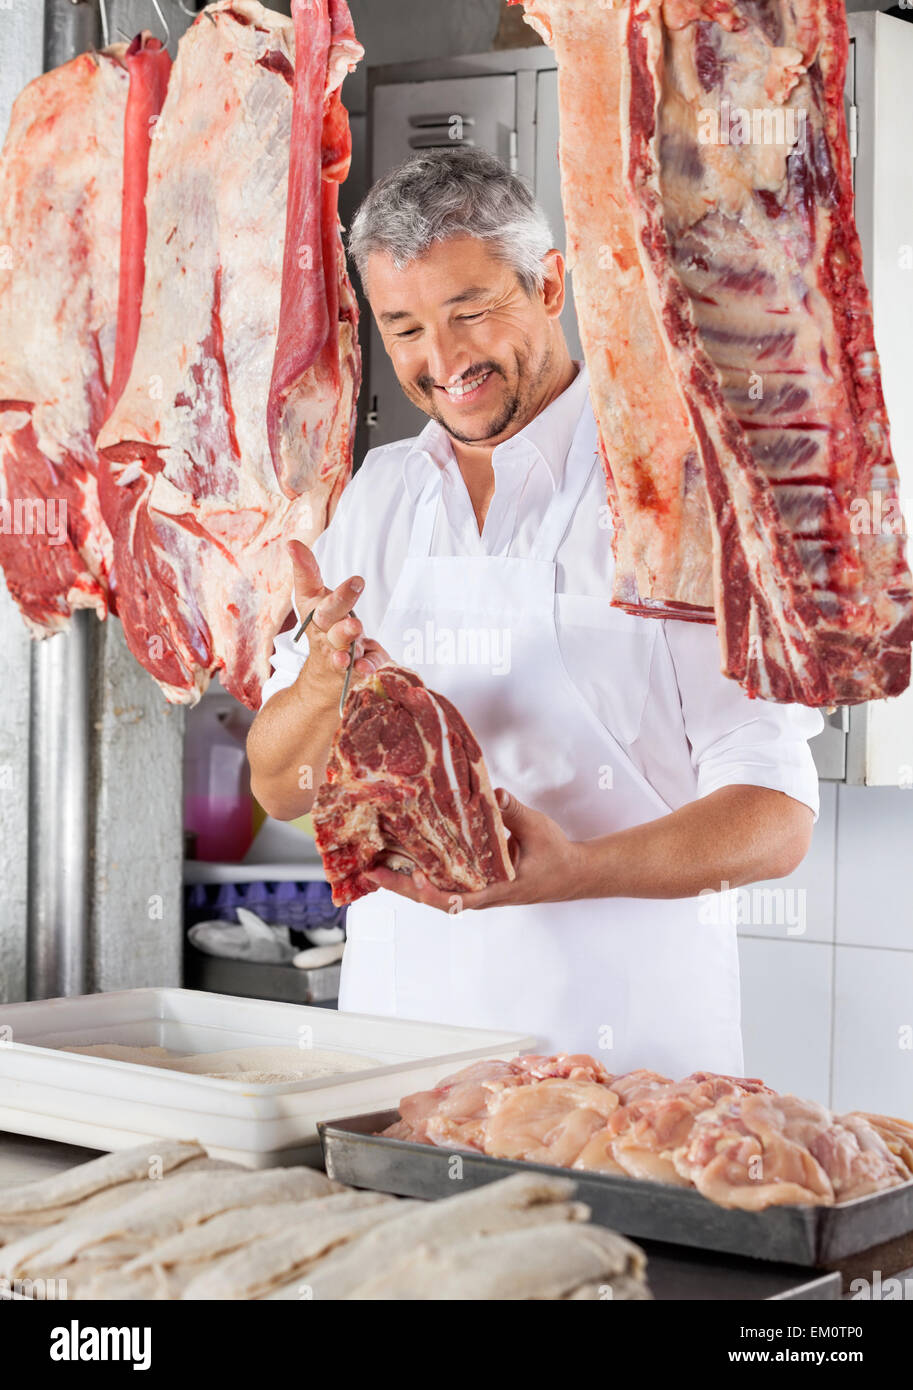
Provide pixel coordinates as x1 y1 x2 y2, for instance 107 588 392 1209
437 369 494 404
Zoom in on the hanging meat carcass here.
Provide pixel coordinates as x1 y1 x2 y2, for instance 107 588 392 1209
0 36 170 635
512 0 913 706
97 0 362 708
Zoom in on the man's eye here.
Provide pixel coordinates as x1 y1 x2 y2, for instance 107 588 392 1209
458 311 485 321
395 327 420 338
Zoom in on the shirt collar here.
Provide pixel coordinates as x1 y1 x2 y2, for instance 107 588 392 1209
401 361 590 502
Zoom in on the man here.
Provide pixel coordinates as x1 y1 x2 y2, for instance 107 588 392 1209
247 148 823 1074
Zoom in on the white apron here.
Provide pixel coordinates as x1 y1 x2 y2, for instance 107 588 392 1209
339 406 743 1076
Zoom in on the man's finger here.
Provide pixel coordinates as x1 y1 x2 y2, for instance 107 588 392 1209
365 866 453 912
287 539 323 601
494 787 529 829
312 575 364 632
353 648 388 675
323 614 364 652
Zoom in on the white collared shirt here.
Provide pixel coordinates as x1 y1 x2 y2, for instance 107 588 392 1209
262 364 823 818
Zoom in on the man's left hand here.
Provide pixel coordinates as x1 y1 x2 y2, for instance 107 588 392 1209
363 788 590 913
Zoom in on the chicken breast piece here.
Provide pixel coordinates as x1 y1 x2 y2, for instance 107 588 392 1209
844 1112 913 1180
673 1095 836 1209
483 1078 620 1167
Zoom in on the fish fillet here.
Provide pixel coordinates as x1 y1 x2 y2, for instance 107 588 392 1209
0 1166 338 1279
347 1223 648 1301
182 1194 406 1300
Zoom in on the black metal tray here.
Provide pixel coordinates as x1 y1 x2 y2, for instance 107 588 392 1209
319 1109 913 1269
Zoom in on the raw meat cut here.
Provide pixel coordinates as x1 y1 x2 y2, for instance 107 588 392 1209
382 1053 913 1210
312 665 515 906
849 1111 913 1176
0 48 124 632
388 1054 614 1147
268 0 362 514
104 36 173 423
672 1092 909 1208
0 35 171 637
483 1077 620 1167
600 1069 673 1107
97 0 361 707
598 1071 774 1185
396 1059 527 1148
512 0 913 705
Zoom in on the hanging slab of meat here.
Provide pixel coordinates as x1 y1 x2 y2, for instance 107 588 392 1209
0 36 170 636
512 0 913 705
268 0 362 515
312 665 515 906
104 35 173 423
97 0 362 707
0 46 136 632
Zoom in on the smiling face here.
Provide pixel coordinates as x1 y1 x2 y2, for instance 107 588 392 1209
365 236 570 449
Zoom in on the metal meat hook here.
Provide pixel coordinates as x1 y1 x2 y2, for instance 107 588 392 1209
96 0 172 48
294 610 358 717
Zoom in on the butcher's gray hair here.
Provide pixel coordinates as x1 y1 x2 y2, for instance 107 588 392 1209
347 147 555 296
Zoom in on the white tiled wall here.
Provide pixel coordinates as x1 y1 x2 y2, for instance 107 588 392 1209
738 784 913 1116
738 938 833 1101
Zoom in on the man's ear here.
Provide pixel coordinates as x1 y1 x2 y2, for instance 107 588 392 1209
540 248 566 319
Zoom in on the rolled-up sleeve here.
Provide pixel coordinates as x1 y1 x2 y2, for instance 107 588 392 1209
259 621 308 707
661 619 824 820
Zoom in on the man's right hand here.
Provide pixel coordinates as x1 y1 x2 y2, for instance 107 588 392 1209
288 540 390 704
247 542 391 821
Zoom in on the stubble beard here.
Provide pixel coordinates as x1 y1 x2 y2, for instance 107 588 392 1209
410 341 554 446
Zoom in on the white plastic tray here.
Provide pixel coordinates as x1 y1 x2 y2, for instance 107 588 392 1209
0 989 534 1167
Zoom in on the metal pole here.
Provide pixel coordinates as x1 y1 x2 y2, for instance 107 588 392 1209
27 616 91 998
27 0 100 1000
43 0 99 70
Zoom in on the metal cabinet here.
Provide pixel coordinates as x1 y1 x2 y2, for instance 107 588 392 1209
365 18 913 784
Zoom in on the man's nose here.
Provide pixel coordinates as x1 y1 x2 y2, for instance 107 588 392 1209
424 328 469 387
